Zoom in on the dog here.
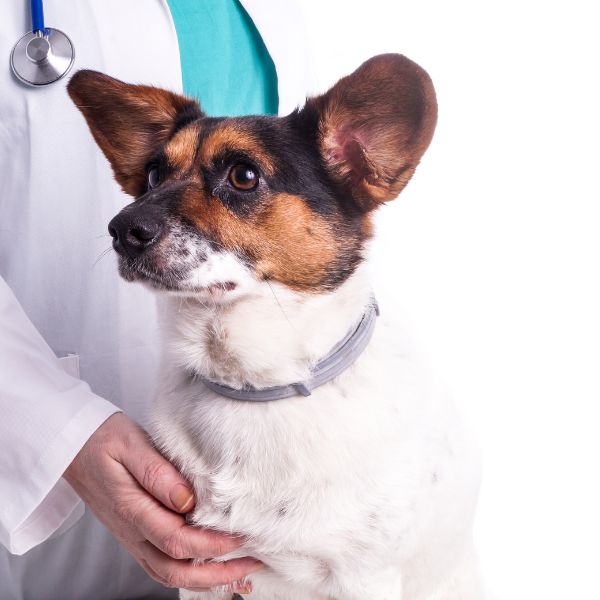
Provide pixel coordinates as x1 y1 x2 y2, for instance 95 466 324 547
68 54 484 600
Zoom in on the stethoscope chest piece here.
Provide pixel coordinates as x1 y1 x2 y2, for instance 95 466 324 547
10 28 75 86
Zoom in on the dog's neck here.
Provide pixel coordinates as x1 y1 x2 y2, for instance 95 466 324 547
159 263 374 390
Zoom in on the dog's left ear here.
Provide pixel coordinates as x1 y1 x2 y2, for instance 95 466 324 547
67 70 202 196
305 54 437 211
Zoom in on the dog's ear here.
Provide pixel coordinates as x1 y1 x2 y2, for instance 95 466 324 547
67 70 202 196
305 54 437 211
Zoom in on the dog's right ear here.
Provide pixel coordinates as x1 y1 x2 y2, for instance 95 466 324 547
67 70 202 197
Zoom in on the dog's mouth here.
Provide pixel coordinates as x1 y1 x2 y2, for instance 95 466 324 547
117 256 238 298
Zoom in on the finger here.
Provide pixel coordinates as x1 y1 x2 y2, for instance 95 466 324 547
140 542 264 589
132 496 243 559
139 557 213 592
117 429 196 513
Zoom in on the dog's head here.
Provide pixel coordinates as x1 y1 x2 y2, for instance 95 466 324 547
68 54 436 301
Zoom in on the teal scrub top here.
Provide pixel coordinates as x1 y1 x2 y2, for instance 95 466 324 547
166 0 279 116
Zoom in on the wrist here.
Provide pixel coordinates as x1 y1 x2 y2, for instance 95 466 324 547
63 412 124 484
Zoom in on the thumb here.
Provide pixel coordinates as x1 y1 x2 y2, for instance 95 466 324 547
118 424 196 513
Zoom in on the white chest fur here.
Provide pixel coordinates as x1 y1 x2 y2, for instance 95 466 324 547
149 266 484 600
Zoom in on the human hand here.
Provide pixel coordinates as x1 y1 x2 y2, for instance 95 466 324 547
64 412 261 593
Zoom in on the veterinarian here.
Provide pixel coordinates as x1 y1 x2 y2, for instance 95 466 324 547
0 1 310 597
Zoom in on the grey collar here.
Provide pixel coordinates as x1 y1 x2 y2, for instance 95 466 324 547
197 299 379 402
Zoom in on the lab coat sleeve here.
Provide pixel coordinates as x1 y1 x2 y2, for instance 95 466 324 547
0 276 120 555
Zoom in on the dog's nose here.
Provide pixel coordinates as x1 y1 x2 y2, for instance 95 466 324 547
108 209 164 257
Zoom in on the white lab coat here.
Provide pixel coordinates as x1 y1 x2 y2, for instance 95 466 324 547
0 1 310 597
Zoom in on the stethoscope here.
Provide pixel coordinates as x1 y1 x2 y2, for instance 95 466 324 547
10 0 75 86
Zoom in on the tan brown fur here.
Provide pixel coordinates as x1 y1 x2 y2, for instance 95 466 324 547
199 124 276 177
165 123 202 173
180 191 341 291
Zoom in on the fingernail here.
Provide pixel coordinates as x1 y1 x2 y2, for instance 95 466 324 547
248 560 265 573
170 483 195 512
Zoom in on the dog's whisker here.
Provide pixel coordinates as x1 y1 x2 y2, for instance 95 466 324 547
266 280 295 331
91 246 113 270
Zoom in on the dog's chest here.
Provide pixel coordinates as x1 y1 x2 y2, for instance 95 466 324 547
150 323 462 565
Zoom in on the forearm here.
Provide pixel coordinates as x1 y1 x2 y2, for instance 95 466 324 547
0 276 119 554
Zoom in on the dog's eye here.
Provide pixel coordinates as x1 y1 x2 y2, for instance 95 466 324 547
147 166 160 190
228 164 259 191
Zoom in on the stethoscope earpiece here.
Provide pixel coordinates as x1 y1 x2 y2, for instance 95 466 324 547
10 0 75 87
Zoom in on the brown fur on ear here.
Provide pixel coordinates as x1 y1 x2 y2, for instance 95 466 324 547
307 54 437 211
67 70 202 196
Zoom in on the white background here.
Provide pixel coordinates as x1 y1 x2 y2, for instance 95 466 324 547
298 1 600 598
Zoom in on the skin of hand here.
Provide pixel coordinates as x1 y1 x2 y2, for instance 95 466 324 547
63 412 262 594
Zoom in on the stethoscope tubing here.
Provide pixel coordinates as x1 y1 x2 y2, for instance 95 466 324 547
31 0 45 33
